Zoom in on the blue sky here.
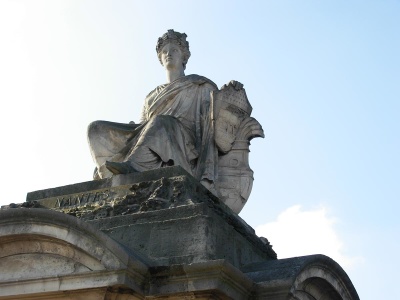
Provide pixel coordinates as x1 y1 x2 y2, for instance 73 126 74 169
0 1 399 299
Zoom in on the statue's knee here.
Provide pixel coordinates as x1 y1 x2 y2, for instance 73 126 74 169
87 121 105 136
148 115 173 126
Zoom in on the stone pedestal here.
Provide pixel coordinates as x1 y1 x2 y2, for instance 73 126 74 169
0 167 359 299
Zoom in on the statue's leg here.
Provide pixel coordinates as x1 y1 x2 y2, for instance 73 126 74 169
87 120 141 179
124 115 196 175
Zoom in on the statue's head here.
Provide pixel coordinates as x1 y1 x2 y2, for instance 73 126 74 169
156 29 191 70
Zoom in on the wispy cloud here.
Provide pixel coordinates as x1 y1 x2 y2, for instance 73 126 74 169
255 205 362 269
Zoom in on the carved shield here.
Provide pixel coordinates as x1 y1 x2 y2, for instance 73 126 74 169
211 84 252 153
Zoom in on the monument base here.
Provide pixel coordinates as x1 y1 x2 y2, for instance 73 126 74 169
0 167 359 299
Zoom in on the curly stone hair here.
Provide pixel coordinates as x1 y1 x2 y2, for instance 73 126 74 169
156 29 191 70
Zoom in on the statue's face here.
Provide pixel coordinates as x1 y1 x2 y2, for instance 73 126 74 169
160 43 184 70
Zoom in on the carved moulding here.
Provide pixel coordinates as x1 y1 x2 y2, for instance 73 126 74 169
0 208 147 299
18 171 222 221
243 254 360 300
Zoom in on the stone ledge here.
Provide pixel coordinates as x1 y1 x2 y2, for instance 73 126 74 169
147 259 254 299
26 167 193 202
0 269 143 299
3 167 277 262
88 202 277 266
243 255 360 300
18 167 228 221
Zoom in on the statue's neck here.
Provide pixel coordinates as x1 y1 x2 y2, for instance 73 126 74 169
166 69 185 83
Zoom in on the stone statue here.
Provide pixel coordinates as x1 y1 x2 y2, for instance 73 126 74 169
88 29 264 213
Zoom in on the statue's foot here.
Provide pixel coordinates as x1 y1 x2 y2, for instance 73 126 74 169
104 161 138 175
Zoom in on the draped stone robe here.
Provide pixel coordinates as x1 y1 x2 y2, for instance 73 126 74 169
88 74 218 184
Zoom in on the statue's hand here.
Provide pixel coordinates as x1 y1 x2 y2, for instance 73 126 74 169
221 80 244 91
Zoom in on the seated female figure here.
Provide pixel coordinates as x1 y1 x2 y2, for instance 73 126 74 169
88 30 219 187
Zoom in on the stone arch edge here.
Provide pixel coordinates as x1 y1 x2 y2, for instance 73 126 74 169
289 255 359 300
0 208 148 299
243 254 359 300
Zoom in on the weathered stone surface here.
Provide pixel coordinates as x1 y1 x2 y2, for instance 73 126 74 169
147 260 254 299
0 209 147 299
87 29 263 214
1 165 361 299
89 202 276 267
0 27 360 299
22 167 215 220
0 207 359 299
242 255 360 300
20 166 267 225
213 82 253 154
14 167 277 265
0 178 359 300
